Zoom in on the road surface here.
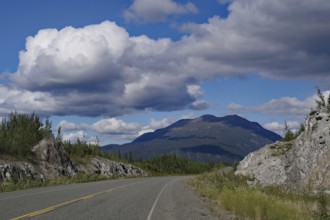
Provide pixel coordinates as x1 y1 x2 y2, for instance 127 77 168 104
0 176 219 220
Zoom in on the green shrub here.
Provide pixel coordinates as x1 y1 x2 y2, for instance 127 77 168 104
0 112 52 158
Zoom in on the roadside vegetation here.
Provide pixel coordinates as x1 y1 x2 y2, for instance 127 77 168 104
190 169 330 220
0 112 52 158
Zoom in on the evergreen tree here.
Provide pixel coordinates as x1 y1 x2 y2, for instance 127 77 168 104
56 126 63 142
315 87 326 111
283 121 295 142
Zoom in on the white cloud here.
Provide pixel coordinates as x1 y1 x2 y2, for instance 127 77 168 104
13 21 129 91
91 118 141 135
264 121 301 136
227 97 313 118
186 84 203 98
0 85 58 116
0 0 329 117
57 120 89 131
124 0 197 23
6 21 200 116
62 131 87 142
227 91 330 118
62 131 100 145
189 100 210 110
58 120 78 131
149 118 173 130
59 117 174 143
178 0 330 80
137 117 173 137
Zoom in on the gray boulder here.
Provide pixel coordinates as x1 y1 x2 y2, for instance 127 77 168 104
235 111 330 191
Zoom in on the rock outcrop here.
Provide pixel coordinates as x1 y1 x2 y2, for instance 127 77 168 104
32 138 78 178
235 111 330 191
0 138 145 183
78 157 146 177
0 160 38 182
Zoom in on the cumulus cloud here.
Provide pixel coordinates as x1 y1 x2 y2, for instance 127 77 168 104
1 0 329 117
124 0 198 23
178 0 330 80
0 85 58 116
7 21 201 116
13 21 129 91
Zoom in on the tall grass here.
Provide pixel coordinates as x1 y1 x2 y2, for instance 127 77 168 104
189 171 327 220
220 186 307 219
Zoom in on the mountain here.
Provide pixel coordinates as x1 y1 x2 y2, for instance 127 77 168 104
102 114 281 163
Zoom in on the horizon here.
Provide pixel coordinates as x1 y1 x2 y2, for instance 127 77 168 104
0 0 329 145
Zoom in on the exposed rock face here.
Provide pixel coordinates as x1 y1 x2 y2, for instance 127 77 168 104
0 160 38 182
0 138 146 183
78 157 146 177
235 111 330 191
32 138 78 178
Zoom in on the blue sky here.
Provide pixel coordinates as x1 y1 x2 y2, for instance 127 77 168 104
0 0 329 145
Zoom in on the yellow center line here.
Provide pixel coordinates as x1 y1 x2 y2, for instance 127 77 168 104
10 181 143 220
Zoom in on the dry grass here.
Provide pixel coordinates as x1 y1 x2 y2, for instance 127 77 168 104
189 171 328 220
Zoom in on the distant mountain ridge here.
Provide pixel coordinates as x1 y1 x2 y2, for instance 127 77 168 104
102 114 281 163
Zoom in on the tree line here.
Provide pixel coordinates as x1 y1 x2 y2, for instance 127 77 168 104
134 154 214 175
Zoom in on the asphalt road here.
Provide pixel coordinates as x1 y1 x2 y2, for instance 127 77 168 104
0 176 219 220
